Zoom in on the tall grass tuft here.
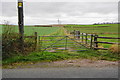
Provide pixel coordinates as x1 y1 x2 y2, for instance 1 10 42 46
109 44 120 54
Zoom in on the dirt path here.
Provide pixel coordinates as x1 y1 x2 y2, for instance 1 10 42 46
52 59 118 68
6 59 118 69
62 27 71 36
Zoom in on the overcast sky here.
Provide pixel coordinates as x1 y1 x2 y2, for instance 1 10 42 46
0 0 119 25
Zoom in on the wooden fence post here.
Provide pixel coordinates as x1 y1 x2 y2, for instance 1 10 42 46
78 31 80 39
75 31 77 39
65 36 68 50
38 36 40 51
90 34 93 49
94 34 98 50
39 36 42 52
85 33 88 44
34 32 38 51
82 33 84 43
74 30 76 38
79 31 81 40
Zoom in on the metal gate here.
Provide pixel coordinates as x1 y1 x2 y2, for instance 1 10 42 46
38 35 89 52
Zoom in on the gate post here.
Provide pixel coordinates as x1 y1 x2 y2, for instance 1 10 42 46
39 36 42 52
85 33 88 44
75 31 80 39
94 34 98 50
34 32 38 51
82 33 84 43
90 34 93 49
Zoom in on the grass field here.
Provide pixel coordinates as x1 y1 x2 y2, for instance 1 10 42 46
2 24 119 49
64 24 119 34
2 25 61 36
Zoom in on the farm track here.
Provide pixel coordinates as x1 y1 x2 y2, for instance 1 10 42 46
43 28 61 36
3 59 118 69
62 27 70 35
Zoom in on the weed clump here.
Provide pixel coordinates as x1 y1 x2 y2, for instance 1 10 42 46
109 44 120 54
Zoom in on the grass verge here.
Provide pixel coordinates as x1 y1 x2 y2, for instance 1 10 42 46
3 50 119 66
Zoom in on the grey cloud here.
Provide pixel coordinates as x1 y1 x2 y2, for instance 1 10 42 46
1 2 118 24
2 2 17 16
2 2 118 17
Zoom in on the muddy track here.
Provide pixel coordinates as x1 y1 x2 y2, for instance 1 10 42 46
6 59 118 69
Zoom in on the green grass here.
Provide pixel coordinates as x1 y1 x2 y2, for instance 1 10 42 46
3 50 119 65
65 24 119 33
2 25 60 36
23 27 60 36
97 34 119 48
2 51 70 65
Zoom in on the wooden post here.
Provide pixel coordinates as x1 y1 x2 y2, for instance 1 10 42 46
73 30 76 38
79 30 81 39
76 31 78 39
18 0 24 53
37 35 40 51
85 33 88 44
94 35 98 49
90 34 93 49
76 31 78 38
82 33 84 43
78 31 80 39
39 36 43 52
39 36 41 51
34 32 38 51
65 36 68 50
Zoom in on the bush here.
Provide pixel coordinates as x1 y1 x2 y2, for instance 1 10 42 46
2 25 20 59
2 25 35 60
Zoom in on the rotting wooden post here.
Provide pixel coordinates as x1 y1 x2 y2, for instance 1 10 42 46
85 33 88 44
94 34 98 50
90 34 93 49
34 32 38 51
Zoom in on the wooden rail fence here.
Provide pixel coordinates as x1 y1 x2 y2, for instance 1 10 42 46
70 30 120 50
